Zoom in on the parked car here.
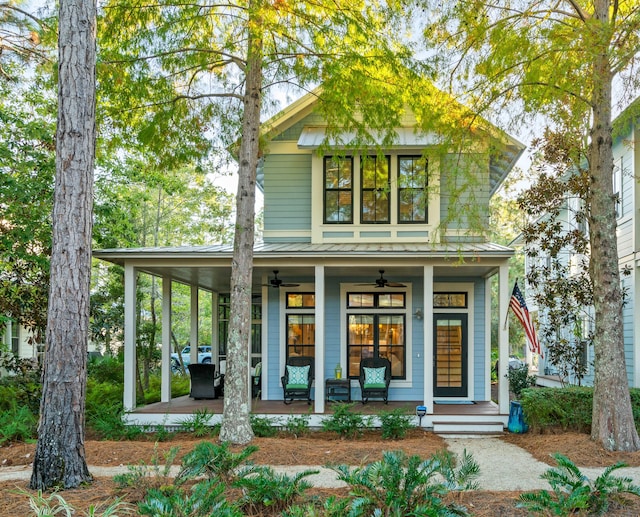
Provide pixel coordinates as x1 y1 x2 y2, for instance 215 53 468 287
171 345 212 371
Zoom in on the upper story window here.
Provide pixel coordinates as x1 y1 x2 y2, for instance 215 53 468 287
324 156 353 223
361 155 390 223
398 156 428 223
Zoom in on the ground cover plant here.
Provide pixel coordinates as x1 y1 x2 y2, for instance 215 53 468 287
518 453 640 516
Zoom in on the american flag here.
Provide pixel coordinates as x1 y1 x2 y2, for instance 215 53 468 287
509 282 543 357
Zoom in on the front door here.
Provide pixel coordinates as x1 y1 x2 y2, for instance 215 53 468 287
433 314 468 397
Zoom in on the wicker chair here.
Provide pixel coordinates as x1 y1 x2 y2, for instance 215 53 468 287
358 357 391 404
188 363 217 399
281 356 314 404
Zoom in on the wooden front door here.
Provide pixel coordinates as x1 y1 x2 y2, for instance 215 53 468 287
433 314 468 397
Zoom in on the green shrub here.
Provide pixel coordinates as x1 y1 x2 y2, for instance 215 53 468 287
518 453 640 516
250 415 279 437
87 355 125 384
282 414 311 437
378 407 414 439
139 480 242 517
178 408 216 437
321 403 370 438
0 402 37 444
234 465 319 515
333 449 478 516
507 364 536 398
177 441 258 484
520 387 593 432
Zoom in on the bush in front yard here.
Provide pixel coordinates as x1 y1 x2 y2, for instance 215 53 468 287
520 386 640 433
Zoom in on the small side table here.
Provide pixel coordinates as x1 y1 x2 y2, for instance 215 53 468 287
325 378 351 402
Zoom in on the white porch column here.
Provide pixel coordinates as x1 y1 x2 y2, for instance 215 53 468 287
498 264 510 414
211 291 219 366
190 285 199 365
484 275 492 401
423 265 434 414
123 264 137 411
161 276 172 402
314 265 325 414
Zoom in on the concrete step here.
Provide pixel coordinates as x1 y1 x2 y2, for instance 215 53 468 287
432 420 505 435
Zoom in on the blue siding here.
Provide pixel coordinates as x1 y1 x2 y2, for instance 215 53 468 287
265 275 488 401
440 154 490 230
263 154 312 235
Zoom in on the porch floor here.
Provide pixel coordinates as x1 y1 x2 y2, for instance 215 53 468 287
133 396 502 417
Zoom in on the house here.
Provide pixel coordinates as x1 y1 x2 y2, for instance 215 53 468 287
94 90 525 431
523 100 639 388
0 319 42 362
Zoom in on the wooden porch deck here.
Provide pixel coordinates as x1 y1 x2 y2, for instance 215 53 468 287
129 396 508 433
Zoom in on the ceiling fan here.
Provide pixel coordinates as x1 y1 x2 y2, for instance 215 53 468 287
357 270 406 288
264 270 300 289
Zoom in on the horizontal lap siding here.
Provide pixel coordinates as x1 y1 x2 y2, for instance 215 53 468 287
440 154 490 234
263 154 312 234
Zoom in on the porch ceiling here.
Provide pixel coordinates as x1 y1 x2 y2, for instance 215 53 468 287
94 242 512 292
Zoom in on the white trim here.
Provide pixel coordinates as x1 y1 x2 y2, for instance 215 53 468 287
190 286 199 365
433 282 475 402
339 282 413 389
123 264 137 411
161 276 172 403
311 151 442 245
484 276 492 401
498 265 510 414
315 266 325 413
261 283 269 399
263 230 312 239
424 266 434 413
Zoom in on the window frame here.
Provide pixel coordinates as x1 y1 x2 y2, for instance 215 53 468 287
323 156 353 224
360 154 391 224
398 155 428 224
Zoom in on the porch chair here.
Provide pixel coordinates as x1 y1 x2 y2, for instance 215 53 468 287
188 363 217 400
281 356 314 404
358 357 391 404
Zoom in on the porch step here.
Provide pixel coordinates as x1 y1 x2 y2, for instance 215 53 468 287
432 420 505 435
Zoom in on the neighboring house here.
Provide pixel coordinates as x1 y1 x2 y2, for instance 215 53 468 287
0 319 42 362
94 89 525 430
524 101 639 388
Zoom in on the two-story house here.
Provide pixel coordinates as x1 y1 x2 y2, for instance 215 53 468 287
524 99 639 388
95 90 525 431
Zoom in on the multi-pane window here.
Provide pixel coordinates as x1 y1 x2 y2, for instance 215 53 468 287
324 156 353 223
286 292 315 359
398 156 427 223
346 292 405 378
219 294 262 367
361 155 390 223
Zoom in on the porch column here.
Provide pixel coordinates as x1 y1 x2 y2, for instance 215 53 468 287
314 265 325 414
484 275 492 401
423 265 434 414
123 263 137 411
211 291 219 366
498 264 510 414
190 285 199 365
161 276 172 402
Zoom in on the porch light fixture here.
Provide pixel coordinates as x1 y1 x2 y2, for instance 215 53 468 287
413 308 423 320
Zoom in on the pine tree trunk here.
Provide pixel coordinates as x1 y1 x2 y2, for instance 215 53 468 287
588 0 640 452
219 1 263 445
29 0 96 489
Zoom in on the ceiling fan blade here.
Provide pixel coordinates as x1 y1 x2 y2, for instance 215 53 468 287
279 283 300 287
385 282 406 287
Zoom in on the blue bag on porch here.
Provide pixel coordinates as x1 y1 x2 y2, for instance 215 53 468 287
507 400 528 433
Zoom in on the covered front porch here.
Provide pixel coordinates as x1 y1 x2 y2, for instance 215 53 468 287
95 242 515 433
128 396 507 434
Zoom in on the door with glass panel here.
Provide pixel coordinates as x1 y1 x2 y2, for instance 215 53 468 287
433 314 467 397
